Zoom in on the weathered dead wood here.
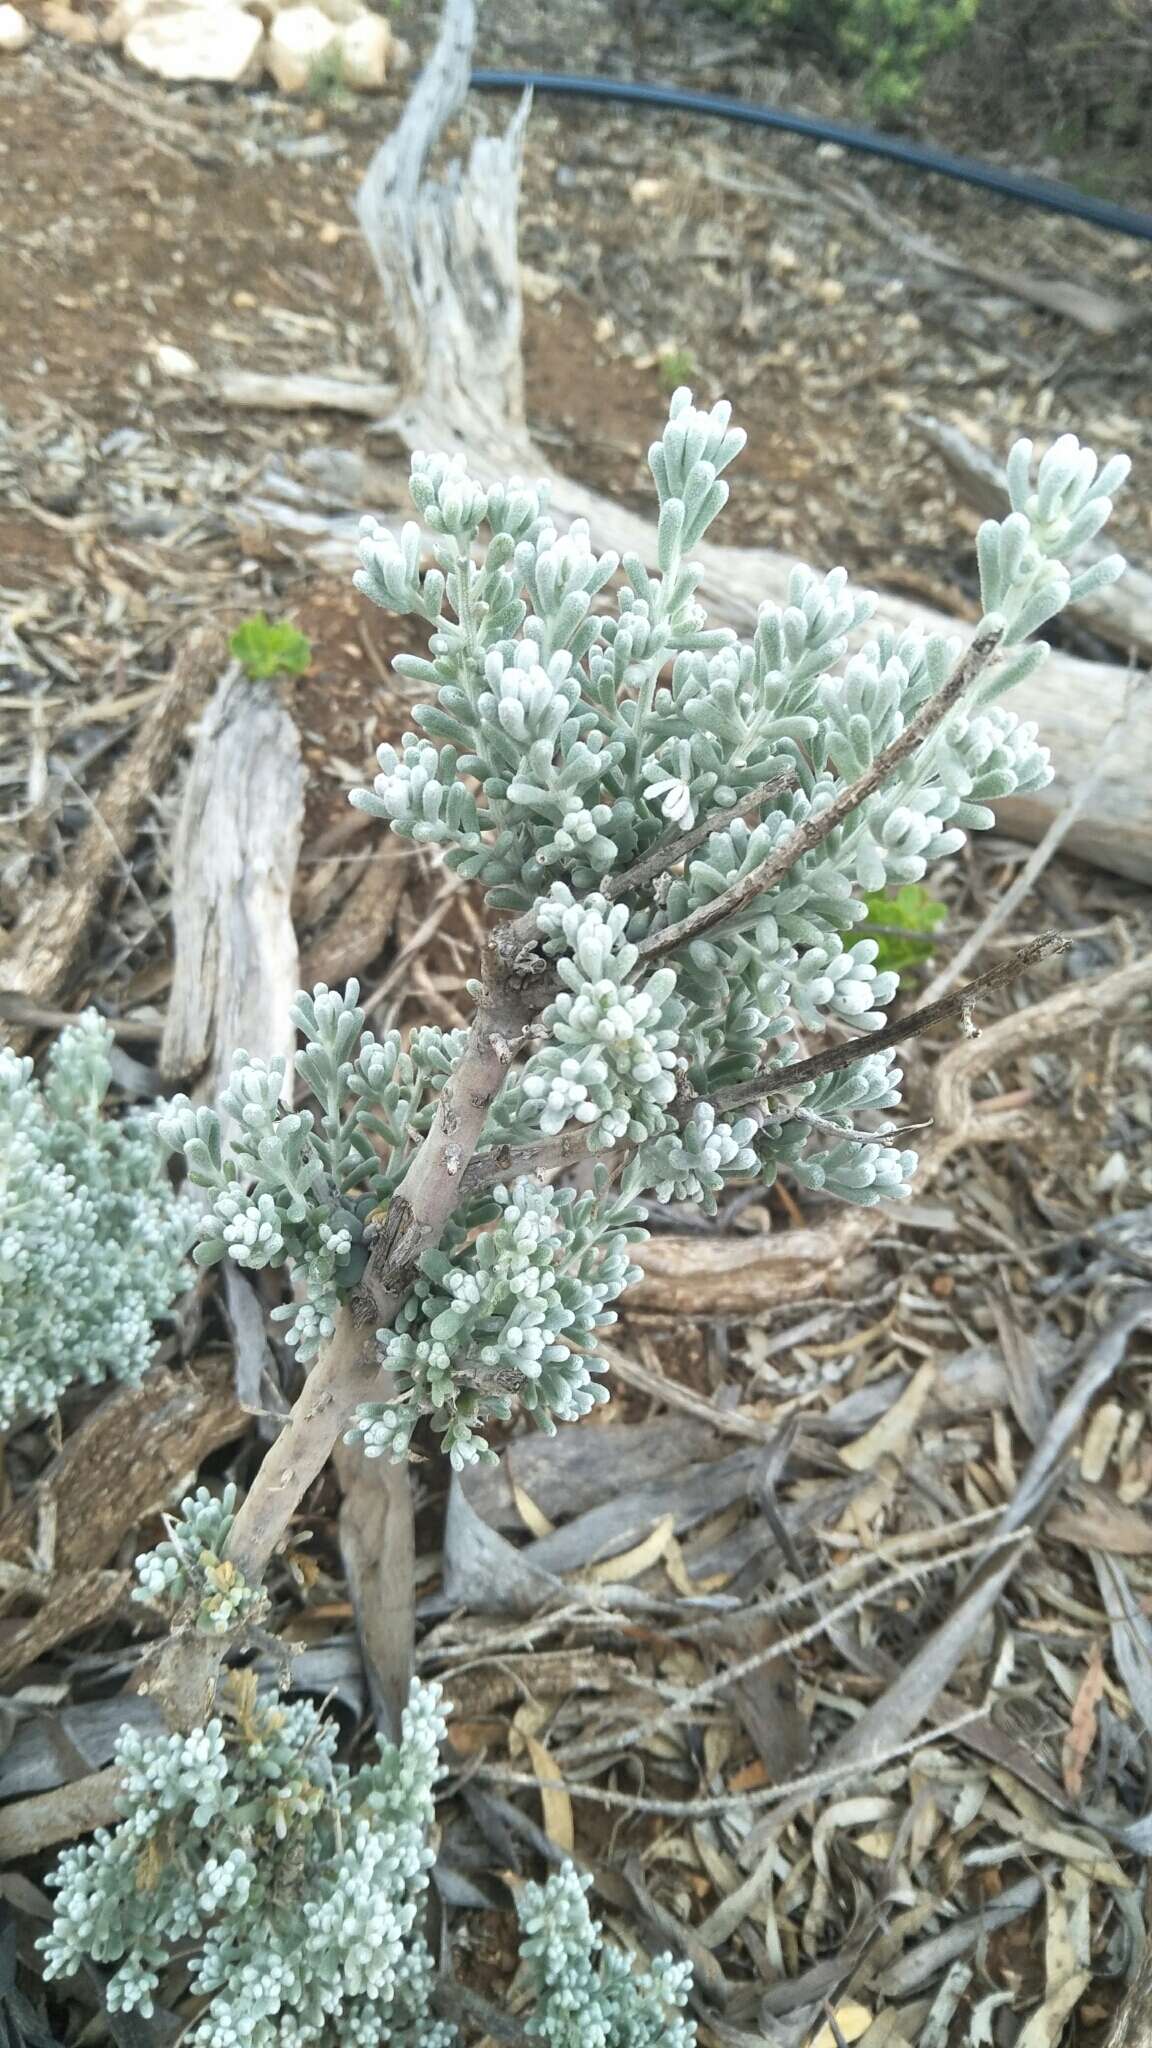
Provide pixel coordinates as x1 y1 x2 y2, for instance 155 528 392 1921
0 1359 244 1574
913 410 1152 664
0 627 224 1046
627 949 1152 1318
823 175 1135 337
0 1573 127 1686
214 369 396 417
0 1768 126 1864
332 1440 415 1739
355 0 530 450
0 1360 246 1683
299 849 407 988
160 666 304 1102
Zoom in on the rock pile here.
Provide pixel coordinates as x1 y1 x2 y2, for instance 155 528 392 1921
5 0 398 88
0 3 32 48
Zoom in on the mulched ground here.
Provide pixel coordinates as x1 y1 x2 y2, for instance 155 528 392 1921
2 10 1151 2046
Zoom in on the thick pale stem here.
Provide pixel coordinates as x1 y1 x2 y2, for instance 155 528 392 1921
226 1307 382 1584
143 937 540 1732
358 938 532 1295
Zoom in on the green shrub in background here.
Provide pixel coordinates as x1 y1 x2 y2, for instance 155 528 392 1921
838 0 981 110
691 0 982 112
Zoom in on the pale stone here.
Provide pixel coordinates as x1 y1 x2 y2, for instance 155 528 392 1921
149 341 200 377
101 0 229 41
100 0 148 46
265 2 338 89
521 263 561 306
124 3 263 81
108 0 252 33
42 2 100 40
0 4 31 50
336 7 389 88
245 0 359 19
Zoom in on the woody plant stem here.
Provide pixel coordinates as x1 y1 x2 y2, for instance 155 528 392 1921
145 927 546 1729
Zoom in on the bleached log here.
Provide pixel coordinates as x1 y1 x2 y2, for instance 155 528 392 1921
215 369 397 417
160 666 304 1103
0 1360 246 1685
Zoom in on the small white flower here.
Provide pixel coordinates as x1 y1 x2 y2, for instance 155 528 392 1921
643 772 696 828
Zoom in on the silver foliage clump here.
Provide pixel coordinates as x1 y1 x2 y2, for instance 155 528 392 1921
41 1677 453 2048
133 1484 263 1635
349 1172 647 1470
44 1682 698 2048
158 984 468 1364
0 1013 193 1430
169 392 1128 1465
517 1864 695 2048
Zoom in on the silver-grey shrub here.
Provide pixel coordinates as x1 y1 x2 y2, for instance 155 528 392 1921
0 1012 192 1430
40 398 1129 2048
161 397 1128 1471
517 1863 695 2048
42 1677 453 2048
43 1669 698 2048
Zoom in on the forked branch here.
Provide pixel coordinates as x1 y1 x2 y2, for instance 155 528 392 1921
637 625 1003 964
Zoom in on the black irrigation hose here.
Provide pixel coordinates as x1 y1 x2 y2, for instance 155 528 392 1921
470 70 1152 245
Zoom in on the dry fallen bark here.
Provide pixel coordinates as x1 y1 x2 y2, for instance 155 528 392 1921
0 1573 128 1688
160 665 304 1102
0 1768 127 1864
0 1361 246 1684
299 849 407 989
332 1439 416 1738
0 627 224 1045
0 1359 245 1576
